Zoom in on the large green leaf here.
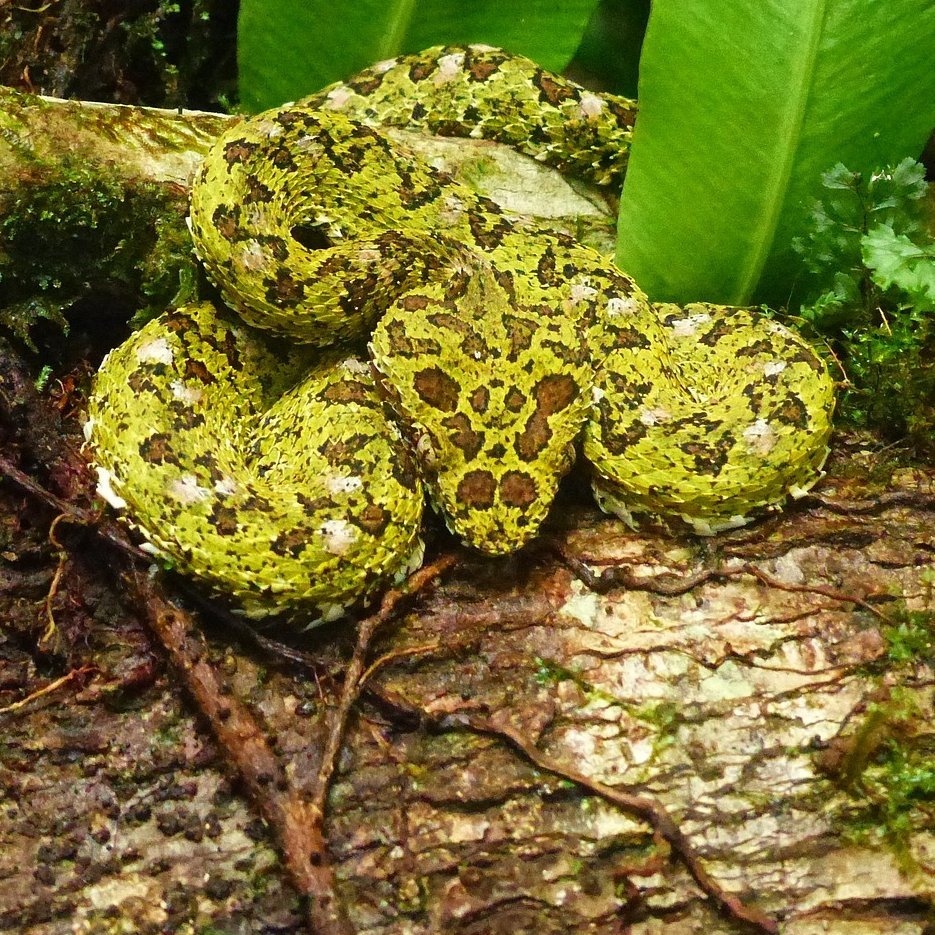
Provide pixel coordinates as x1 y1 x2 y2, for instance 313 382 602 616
238 0 600 112
615 1 935 306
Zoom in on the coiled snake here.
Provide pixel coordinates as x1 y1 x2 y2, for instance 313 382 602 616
87 45 835 624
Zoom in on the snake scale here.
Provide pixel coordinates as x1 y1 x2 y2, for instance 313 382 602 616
87 45 835 624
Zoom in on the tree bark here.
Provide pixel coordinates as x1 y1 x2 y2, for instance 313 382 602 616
0 91 933 935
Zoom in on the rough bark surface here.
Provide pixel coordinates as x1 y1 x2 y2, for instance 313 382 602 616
0 92 933 935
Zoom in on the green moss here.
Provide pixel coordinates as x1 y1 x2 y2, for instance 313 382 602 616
395 875 428 914
819 579 933 867
0 155 198 349
115 4 185 103
33 363 53 391
534 656 619 706
837 314 935 457
830 449 902 489
0 27 26 80
534 658 682 764
867 580 935 671
154 722 183 747
834 692 935 871
883 607 935 667
534 656 585 687
630 699 680 733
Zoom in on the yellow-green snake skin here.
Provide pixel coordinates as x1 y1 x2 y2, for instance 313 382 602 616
87 45 835 624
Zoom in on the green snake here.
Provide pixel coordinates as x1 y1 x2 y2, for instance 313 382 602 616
87 45 835 624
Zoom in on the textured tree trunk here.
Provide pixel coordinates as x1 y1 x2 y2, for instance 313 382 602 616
0 91 933 935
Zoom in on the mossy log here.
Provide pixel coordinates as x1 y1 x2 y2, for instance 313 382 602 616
0 88 933 935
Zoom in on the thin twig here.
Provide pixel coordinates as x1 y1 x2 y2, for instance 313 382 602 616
553 539 898 623
40 553 67 646
549 539 717 595
471 717 780 934
310 553 458 819
738 562 895 624
800 489 935 516
170 578 326 670
0 453 150 562
359 640 442 687
0 454 81 515
0 665 98 715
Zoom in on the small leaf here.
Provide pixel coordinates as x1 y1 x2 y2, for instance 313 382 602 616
862 224 935 310
821 164 860 191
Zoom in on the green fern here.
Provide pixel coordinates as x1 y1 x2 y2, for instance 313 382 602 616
793 159 935 455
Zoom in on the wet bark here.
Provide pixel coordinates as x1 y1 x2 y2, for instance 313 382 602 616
0 91 933 935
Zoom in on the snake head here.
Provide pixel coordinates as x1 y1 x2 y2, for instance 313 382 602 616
369 272 591 555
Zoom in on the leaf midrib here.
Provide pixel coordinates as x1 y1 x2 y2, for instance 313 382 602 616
733 1 830 303
376 0 418 59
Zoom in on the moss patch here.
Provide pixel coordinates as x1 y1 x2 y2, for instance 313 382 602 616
0 155 197 351
829 690 935 871
820 592 935 871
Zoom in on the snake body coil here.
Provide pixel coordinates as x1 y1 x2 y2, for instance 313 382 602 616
88 46 835 623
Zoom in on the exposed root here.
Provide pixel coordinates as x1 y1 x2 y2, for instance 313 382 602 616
364 682 780 935
310 553 458 819
0 663 98 714
553 538 898 623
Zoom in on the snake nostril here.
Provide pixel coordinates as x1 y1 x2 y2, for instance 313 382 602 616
292 223 333 250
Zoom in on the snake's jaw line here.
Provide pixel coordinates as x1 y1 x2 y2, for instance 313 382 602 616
88 46 834 622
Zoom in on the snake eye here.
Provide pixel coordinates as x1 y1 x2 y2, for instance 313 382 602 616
292 223 333 250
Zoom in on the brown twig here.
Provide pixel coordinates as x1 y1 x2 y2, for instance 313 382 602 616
0 453 151 562
552 539 898 623
471 718 780 934
0 664 99 715
310 553 458 819
0 454 83 517
800 490 935 516
549 539 717 595
111 555 455 931
359 640 442 687
40 552 67 646
738 562 896 624
132 571 354 935
135 518 453 929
